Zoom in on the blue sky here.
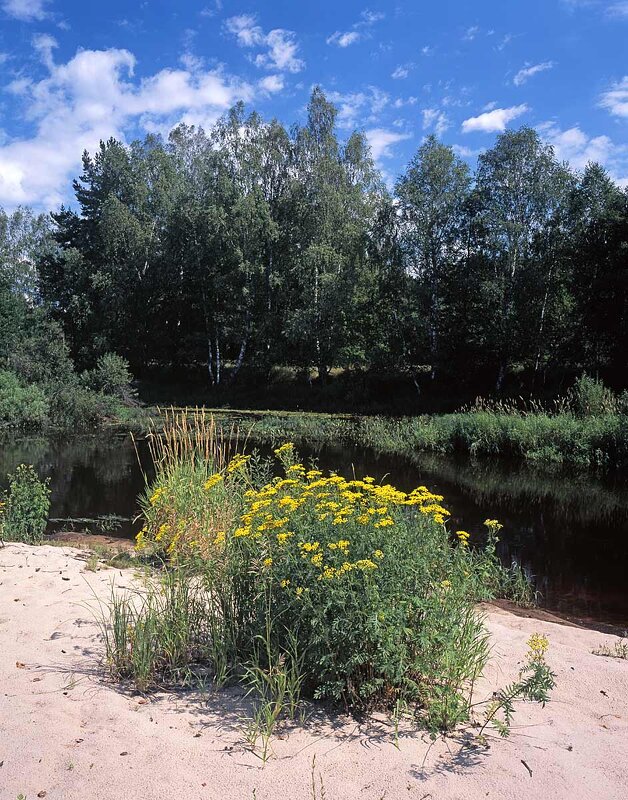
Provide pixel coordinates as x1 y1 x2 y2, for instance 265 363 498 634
0 0 626 209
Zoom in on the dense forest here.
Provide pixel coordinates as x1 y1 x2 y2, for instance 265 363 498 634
2 88 627 417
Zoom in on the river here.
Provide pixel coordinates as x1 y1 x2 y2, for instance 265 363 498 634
2 432 627 629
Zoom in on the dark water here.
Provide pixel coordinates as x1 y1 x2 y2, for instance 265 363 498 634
2 433 628 628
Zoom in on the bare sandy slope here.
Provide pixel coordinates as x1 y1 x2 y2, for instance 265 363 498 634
1 543 627 800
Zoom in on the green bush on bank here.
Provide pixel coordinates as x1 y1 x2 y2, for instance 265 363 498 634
0 463 50 544
0 351 137 432
101 417 553 742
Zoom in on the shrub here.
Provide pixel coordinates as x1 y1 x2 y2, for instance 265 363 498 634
46 382 117 430
567 374 617 417
0 463 51 544
82 353 137 403
118 416 544 735
0 369 49 429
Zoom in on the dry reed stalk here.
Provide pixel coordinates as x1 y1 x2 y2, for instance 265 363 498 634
146 407 245 471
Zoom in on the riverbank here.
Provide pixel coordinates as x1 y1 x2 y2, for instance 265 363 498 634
164 406 627 470
2 542 627 800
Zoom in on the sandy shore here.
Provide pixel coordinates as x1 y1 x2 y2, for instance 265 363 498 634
1 542 627 800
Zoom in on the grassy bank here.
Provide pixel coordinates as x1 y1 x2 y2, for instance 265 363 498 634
184 405 627 470
149 378 625 471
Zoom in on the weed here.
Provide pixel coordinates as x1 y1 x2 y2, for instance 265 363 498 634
0 464 50 544
593 639 628 660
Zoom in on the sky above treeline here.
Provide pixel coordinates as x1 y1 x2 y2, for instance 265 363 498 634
0 0 626 210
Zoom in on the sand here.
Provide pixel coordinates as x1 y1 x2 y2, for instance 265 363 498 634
1 542 627 800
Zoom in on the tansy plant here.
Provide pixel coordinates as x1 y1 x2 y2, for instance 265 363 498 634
106 420 548 738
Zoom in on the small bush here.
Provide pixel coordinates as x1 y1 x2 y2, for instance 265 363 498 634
567 374 617 417
110 416 547 737
0 369 49 430
82 353 137 403
46 382 117 430
0 463 51 544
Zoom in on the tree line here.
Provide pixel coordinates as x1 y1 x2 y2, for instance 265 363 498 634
3 88 628 410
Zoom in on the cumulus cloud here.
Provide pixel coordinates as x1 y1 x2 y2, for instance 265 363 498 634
328 86 389 128
599 75 628 117
513 61 554 86
254 29 304 72
422 108 450 137
1 0 49 21
258 74 284 93
538 121 628 186
462 104 529 133
0 45 253 208
326 8 385 48
365 127 411 160
224 14 304 72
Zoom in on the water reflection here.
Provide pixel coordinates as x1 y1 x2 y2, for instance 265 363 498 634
1 434 627 627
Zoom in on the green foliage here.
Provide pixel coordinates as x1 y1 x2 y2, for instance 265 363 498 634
82 353 136 402
101 418 546 742
478 633 556 738
0 370 49 430
214 387 628 470
567 374 618 417
0 463 51 544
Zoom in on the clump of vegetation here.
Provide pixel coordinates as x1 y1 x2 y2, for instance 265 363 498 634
82 353 138 404
99 413 552 749
0 463 50 544
593 639 628 660
477 633 555 739
205 373 628 470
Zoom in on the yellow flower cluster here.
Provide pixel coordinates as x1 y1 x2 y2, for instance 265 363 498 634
204 473 223 490
226 454 251 474
231 445 454 590
528 633 549 658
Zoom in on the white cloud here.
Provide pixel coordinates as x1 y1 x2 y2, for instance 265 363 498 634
1 0 49 21
328 86 389 128
32 32 57 70
327 30 361 47
513 61 554 86
0 45 253 209
607 2 628 17
326 8 384 48
365 127 411 160
452 144 482 158
360 10 385 25
599 75 628 117
200 0 222 18
224 14 264 47
225 15 304 72
462 104 529 133
391 63 413 79
538 121 628 185
258 74 284 93
422 108 450 137
393 96 418 108
463 25 480 41
421 45 433 55
254 29 304 72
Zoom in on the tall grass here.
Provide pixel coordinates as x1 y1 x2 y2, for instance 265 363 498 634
187 376 628 470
